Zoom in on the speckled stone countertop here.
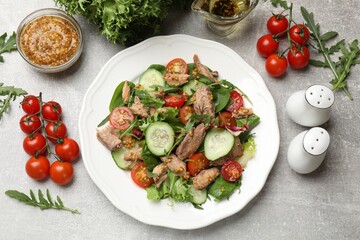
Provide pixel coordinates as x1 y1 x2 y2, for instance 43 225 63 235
1 0 359 239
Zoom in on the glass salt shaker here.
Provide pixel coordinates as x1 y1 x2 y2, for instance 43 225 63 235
286 85 335 127
287 127 330 174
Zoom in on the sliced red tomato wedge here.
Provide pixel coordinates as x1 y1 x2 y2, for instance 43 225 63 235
187 153 210 177
109 106 134 130
221 160 242 182
218 111 236 128
179 105 194 124
166 58 189 74
226 90 244 112
164 92 186 108
131 162 153 188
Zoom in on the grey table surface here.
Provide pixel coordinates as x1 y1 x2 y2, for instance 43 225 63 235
1 0 359 239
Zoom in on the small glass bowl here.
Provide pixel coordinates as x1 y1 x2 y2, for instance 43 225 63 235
192 0 259 36
16 8 83 73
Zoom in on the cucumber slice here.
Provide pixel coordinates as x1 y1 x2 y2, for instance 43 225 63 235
139 68 165 91
204 128 234 161
182 80 206 96
188 185 207 205
145 122 174 156
111 143 139 170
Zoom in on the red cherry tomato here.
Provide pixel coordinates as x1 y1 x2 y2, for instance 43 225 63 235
226 90 244 112
42 101 62 121
267 14 289 37
221 160 242 182
45 121 67 143
25 156 50 180
289 24 310 46
218 111 236 128
19 114 42 134
187 153 210 177
55 138 80 162
256 34 279 58
109 106 134 130
164 92 186 108
166 58 188 74
50 161 74 186
131 162 153 188
287 45 310 69
21 95 40 114
179 105 194 124
265 54 288 78
23 133 47 156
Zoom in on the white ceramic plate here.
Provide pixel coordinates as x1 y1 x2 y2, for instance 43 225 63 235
79 34 279 230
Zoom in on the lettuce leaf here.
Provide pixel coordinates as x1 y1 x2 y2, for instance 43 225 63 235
55 0 193 46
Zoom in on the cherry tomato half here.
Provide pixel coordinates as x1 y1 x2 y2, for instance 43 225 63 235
50 161 74 186
42 101 62 121
23 133 47 156
45 121 67 143
19 114 42 134
164 92 186 108
287 45 310 69
25 156 50 180
131 162 153 188
218 111 236 128
289 24 310 46
267 14 289 37
179 105 194 124
221 160 242 182
187 153 210 177
21 95 40 114
265 54 288 78
256 34 279 58
226 90 244 112
166 58 189 74
109 106 134 130
55 138 80 162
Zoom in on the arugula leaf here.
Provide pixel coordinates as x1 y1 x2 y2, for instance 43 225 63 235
0 83 27 121
134 89 164 109
0 32 17 63
301 6 360 100
5 189 80 214
270 0 289 9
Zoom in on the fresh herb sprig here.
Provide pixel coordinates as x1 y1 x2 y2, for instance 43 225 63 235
268 0 360 100
0 32 17 62
5 189 80 214
0 83 27 121
300 7 360 100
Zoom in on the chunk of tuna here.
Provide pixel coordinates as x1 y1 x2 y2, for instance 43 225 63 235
176 123 206 161
96 122 121 151
152 163 168 188
163 73 189 86
122 81 131 104
130 96 149 118
193 86 215 118
193 168 220 190
193 54 217 82
161 154 189 179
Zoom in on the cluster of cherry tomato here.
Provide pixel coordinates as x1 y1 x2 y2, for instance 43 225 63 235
20 95 80 186
256 13 311 77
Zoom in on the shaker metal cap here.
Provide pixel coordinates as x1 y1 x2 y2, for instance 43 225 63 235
303 127 330 156
305 85 334 109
